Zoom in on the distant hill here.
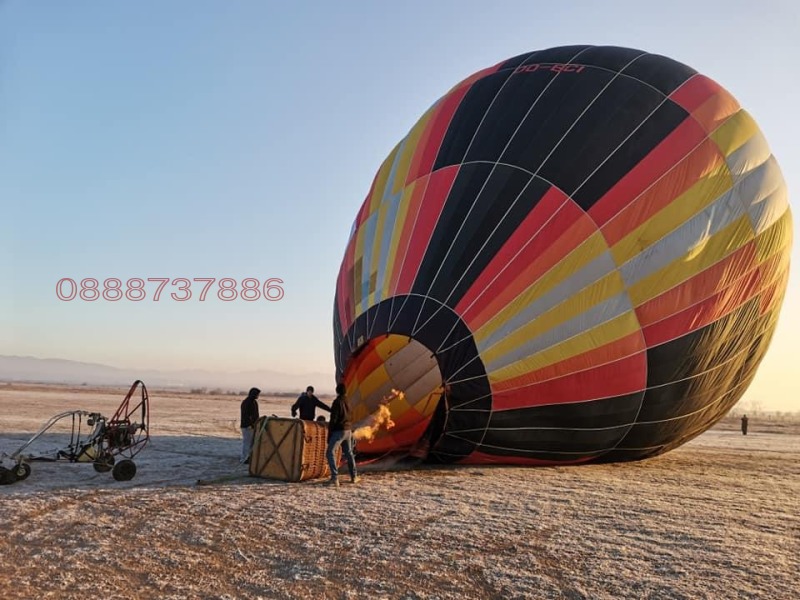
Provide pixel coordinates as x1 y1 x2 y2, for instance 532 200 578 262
0 355 335 394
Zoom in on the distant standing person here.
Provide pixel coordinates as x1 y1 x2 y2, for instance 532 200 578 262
240 387 261 463
292 386 331 421
324 383 360 487
741 414 749 436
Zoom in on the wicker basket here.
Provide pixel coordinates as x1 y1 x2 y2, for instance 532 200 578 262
249 417 339 482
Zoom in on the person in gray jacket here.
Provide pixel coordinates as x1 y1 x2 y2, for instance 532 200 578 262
240 387 261 463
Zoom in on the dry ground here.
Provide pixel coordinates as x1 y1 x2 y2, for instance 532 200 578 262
1 383 798 599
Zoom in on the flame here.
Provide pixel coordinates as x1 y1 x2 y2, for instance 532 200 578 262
353 389 401 442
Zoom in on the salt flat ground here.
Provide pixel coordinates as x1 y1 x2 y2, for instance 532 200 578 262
1 384 798 600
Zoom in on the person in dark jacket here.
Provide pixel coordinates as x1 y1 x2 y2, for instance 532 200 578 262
324 383 359 486
741 414 749 436
240 387 261 463
291 386 331 421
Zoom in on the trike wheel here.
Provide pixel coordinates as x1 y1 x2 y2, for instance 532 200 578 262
93 453 116 473
13 463 31 481
0 466 16 485
112 459 137 481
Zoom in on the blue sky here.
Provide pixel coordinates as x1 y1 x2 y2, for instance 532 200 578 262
1 1 798 409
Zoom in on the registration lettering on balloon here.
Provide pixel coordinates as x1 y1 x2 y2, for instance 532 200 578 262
513 63 586 74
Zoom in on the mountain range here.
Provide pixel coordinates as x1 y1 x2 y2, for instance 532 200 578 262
0 355 335 394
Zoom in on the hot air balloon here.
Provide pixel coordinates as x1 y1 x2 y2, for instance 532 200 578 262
334 45 792 465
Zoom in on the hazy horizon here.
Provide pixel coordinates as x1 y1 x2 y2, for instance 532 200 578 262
1 353 796 415
0 354 338 394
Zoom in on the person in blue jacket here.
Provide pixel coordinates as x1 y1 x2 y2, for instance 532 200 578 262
291 386 331 421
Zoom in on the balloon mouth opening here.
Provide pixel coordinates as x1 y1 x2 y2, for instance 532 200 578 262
342 334 446 458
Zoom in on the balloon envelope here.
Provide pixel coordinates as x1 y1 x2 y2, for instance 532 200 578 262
334 45 792 465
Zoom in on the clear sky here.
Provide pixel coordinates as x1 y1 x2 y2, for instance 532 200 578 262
1 1 798 410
